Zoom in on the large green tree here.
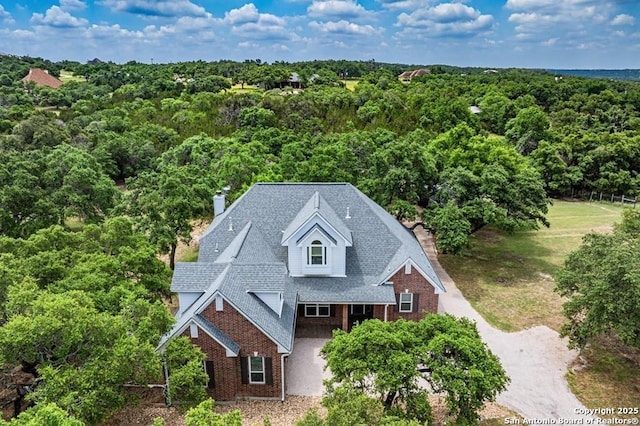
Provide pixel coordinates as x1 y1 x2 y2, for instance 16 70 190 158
321 316 509 424
555 209 640 350
0 218 174 422
422 124 549 253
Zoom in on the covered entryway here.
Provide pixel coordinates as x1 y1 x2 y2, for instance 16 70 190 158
347 304 374 330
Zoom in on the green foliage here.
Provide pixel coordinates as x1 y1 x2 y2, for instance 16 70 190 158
0 218 172 423
555 208 640 349
426 201 471 254
321 316 509 424
165 337 209 409
184 398 242 426
0 402 84 426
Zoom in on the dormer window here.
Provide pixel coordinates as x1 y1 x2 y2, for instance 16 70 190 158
307 240 326 266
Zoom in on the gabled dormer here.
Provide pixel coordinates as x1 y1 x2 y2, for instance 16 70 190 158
281 192 352 277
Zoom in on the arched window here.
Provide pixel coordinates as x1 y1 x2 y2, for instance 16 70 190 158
307 240 326 265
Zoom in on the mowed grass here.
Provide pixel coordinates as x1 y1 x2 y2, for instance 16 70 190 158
439 200 625 332
439 200 640 413
343 79 359 91
59 70 86 83
566 336 640 418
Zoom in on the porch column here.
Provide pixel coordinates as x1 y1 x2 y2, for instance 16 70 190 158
341 304 349 331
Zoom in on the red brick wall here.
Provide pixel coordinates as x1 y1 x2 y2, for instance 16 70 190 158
384 266 439 322
186 299 283 401
296 304 343 327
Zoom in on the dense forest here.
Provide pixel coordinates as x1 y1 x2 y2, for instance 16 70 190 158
0 54 639 423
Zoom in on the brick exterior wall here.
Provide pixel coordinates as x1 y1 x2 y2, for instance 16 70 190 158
182 267 438 401
384 266 439 322
186 299 283 401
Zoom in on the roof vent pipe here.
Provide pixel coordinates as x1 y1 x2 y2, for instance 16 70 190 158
213 190 225 216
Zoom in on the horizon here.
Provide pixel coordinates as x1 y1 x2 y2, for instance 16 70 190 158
0 1 639 69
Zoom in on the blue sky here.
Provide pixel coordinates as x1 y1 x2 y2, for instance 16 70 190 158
0 0 639 68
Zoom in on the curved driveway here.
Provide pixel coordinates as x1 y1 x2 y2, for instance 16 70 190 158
415 227 594 422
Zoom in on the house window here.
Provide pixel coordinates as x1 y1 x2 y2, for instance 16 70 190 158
307 240 326 266
305 304 330 317
350 304 365 315
249 356 265 384
399 293 413 312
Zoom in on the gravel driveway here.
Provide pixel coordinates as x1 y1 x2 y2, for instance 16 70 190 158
415 227 594 422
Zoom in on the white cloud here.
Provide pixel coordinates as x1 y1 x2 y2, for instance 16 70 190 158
224 3 260 25
59 0 87 12
307 0 369 19
31 6 88 28
224 4 291 41
308 19 382 35
375 0 430 10
0 5 15 24
611 14 635 26
98 0 207 18
396 3 493 37
505 0 555 10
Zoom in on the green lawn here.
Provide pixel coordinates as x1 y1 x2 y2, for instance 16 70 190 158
59 70 86 83
439 200 625 332
344 79 358 91
439 200 640 413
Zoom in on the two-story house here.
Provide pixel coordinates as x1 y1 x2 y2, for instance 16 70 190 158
157 183 446 401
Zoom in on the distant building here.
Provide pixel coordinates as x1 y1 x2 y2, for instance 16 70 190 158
22 68 63 89
398 68 431 81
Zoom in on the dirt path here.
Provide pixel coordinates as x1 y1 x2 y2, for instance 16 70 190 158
415 227 594 422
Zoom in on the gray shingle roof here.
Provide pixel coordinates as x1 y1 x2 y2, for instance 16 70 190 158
166 183 445 354
171 263 227 292
281 192 352 245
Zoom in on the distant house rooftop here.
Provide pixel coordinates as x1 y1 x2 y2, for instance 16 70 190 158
22 68 63 89
399 68 431 81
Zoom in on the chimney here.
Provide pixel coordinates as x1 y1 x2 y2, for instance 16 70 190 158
213 191 225 216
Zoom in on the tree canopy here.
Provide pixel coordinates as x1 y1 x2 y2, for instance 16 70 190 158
321 316 509 424
555 209 640 350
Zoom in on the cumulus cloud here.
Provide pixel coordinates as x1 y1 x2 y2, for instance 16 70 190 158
98 0 207 18
31 6 88 28
611 14 635 26
307 0 369 19
375 0 430 10
223 3 292 42
224 3 260 25
396 3 493 37
60 0 87 12
308 19 382 35
0 5 15 24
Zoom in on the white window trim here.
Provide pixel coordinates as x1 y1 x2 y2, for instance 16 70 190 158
399 293 413 313
306 240 327 266
305 304 330 317
249 356 265 384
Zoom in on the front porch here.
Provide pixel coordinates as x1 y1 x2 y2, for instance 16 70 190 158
295 303 388 337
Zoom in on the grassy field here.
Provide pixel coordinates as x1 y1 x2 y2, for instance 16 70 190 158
59 70 86 83
439 200 640 412
439 200 625 332
344 79 358 91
